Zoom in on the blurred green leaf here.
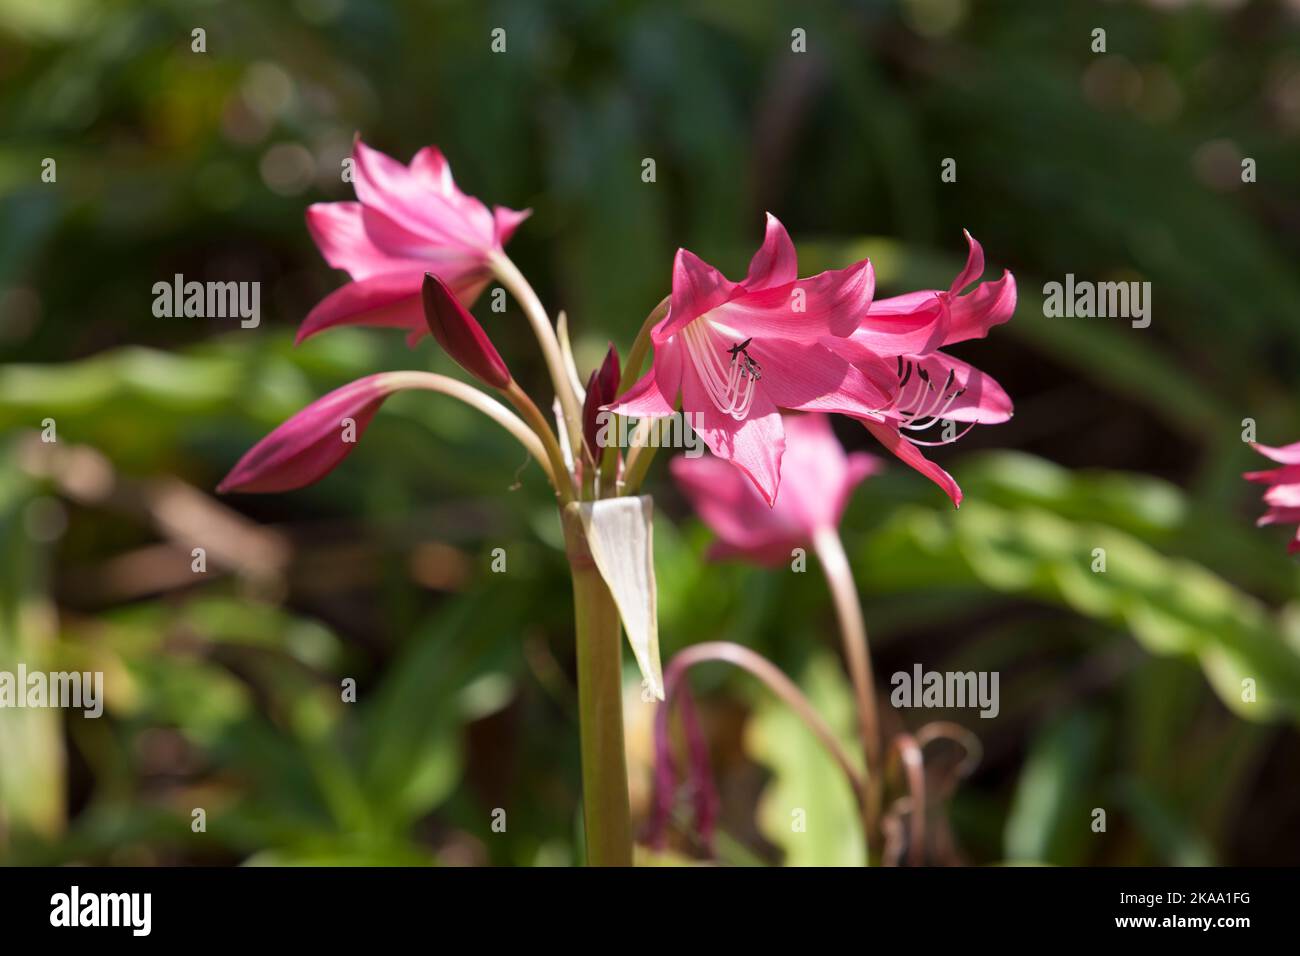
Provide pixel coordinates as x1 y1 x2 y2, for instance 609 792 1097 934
745 653 865 867
1004 712 1104 865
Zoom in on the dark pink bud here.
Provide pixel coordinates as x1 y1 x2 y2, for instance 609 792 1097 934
218 373 398 494
582 343 620 460
644 660 719 856
421 273 511 389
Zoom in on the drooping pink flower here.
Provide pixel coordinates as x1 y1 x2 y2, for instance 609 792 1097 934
1245 440 1300 554
218 373 412 493
837 231 1016 507
607 214 883 505
671 413 881 566
297 139 530 345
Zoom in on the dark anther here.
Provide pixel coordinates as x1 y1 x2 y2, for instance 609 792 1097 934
727 338 753 362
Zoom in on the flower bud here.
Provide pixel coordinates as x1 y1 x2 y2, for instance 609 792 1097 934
421 273 511 389
582 343 620 460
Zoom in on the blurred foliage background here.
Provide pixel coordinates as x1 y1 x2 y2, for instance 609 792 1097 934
2 0 1300 866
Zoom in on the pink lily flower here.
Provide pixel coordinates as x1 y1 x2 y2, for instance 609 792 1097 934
607 214 881 505
671 413 882 566
1245 440 1300 554
837 231 1016 507
297 139 530 345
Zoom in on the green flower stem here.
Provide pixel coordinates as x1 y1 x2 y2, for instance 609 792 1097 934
490 251 585 456
502 380 576 504
384 371 554 485
618 295 669 394
563 504 633 866
669 641 866 798
619 419 659 495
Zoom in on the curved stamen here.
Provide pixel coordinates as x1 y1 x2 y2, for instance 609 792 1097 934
900 383 947 428
894 374 930 422
682 320 759 421
902 386 967 431
904 421 977 446
887 358 974 446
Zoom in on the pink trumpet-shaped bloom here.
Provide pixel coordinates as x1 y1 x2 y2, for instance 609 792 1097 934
607 214 882 505
671 413 882 566
837 231 1017 507
1244 440 1300 554
218 373 409 493
297 139 530 345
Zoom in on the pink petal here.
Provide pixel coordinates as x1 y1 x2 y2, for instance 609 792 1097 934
743 213 798 290
218 374 400 494
944 270 1017 346
950 229 986 295
859 417 963 507
408 146 496 226
1263 483 1300 508
746 338 893 416
907 352 1013 424
305 202 413 281
296 272 428 344
493 205 532 246
605 338 684 418
681 369 786 506
1258 506 1300 527
360 204 487 268
408 145 455 195
822 448 884 536
673 413 880 564
777 413 873 532
718 258 874 341
1244 465 1300 485
654 249 743 342
851 292 950 357
352 140 494 251
671 453 787 555
846 451 885 486
831 335 918 399
1254 441 1300 465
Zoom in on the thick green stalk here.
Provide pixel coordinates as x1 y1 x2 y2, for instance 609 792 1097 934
563 506 633 866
